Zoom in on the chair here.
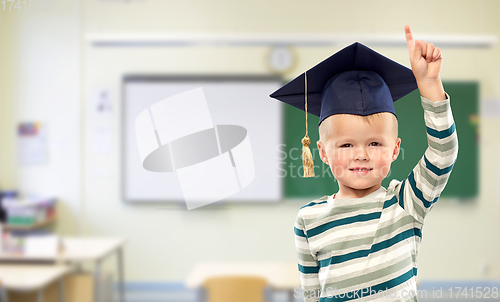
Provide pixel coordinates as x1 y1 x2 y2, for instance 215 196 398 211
202 275 269 302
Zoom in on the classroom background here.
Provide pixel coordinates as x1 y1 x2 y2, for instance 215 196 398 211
0 0 499 301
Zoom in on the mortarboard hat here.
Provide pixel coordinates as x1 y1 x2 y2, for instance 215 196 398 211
269 42 418 126
269 42 418 178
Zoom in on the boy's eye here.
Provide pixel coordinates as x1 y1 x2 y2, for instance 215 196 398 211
340 143 380 147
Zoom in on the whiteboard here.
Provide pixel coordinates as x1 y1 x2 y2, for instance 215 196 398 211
122 75 283 204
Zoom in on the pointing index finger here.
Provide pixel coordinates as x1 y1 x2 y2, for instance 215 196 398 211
405 25 415 56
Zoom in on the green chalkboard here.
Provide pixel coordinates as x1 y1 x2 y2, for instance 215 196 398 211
283 81 478 200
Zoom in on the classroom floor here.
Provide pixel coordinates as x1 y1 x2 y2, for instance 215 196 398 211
118 285 293 302
117 285 500 302
116 283 500 302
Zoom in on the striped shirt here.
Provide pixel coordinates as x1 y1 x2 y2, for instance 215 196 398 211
294 93 458 302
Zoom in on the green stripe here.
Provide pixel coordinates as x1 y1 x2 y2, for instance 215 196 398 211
315 215 416 256
303 202 382 225
410 197 426 221
424 155 455 176
426 123 455 139
419 162 450 187
301 197 329 209
383 196 398 209
374 215 417 238
297 251 317 262
428 136 458 152
308 212 381 238
396 179 426 222
323 255 414 290
318 267 417 301
408 171 438 208
298 263 320 274
399 180 406 210
421 99 449 113
318 228 421 267
295 227 306 237
316 237 375 256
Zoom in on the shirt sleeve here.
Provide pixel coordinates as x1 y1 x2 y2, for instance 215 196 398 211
391 92 458 225
294 212 321 302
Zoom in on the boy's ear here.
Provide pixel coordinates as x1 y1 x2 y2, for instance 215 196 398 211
392 138 401 162
317 140 328 164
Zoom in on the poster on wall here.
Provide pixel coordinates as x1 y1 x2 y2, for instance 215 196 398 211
18 122 48 165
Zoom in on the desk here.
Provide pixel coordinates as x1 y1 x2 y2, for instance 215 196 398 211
0 264 71 302
0 237 125 302
186 262 300 302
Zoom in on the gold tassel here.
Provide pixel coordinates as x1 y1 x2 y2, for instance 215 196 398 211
302 135 314 177
302 72 315 178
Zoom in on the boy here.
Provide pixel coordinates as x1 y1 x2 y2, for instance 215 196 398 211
270 26 458 301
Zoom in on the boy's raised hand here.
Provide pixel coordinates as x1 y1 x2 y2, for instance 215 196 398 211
405 25 442 83
405 25 446 102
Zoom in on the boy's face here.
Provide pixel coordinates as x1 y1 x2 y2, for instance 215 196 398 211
317 113 401 197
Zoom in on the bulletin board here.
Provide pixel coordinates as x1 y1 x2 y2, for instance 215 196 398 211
122 75 284 204
283 81 478 200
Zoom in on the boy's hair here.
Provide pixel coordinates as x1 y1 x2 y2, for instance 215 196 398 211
318 112 398 143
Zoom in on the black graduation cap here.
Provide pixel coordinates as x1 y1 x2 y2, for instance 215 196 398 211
269 42 418 127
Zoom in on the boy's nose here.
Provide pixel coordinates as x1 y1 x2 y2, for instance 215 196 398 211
355 148 369 160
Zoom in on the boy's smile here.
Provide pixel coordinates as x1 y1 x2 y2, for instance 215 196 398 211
317 113 401 199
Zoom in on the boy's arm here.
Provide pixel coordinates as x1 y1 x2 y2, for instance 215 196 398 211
294 213 321 302
391 26 459 223
391 92 458 224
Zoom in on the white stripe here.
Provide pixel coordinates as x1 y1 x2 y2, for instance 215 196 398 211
310 222 379 255
424 146 458 169
318 239 414 278
328 263 414 295
322 250 410 285
424 111 454 130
